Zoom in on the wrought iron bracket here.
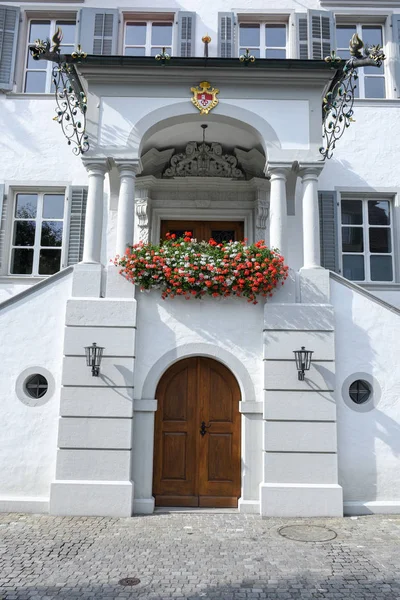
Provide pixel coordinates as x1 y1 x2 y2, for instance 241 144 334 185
320 34 386 160
29 28 89 155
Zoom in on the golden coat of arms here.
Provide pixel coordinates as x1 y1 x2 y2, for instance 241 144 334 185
191 81 219 115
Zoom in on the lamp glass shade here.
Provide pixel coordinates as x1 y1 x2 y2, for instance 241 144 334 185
85 343 104 368
293 346 313 372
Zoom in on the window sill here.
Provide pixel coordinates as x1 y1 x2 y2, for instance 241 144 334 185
354 98 400 107
5 93 55 99
358 282 400 291
0 276 47 284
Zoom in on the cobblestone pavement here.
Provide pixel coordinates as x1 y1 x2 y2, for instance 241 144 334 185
1 512 400 599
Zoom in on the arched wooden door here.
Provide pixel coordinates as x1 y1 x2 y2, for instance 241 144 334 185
153 357 241 508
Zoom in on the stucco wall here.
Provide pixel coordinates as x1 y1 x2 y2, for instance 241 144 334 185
0 270 73 511
331 278 400 513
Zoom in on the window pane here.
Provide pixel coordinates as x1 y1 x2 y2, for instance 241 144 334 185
368 200 390 225
266 49 286 59
11 249 34 274
343 255 365 281
369 228 391 253
239 24 260 47
39 249 61 275
361 26 382 47
364 63 384 75
342 227 364 252
43 194 64 219
240 47 260 58
41 222 63 246
151 23 172 45
364 77 385 99
341 200 362 224
15 194 37 218
26 52 43 69
336 26 356 49
151 47 172 56
13 221 36 246
29 21 50 43
56 22 76 44
370 256 393 281
25 71 47 93
265 25 286 47
211 230 235 244
125 47 146 56
125 23 147 46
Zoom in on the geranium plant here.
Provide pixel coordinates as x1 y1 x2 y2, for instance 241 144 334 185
114 232 288 304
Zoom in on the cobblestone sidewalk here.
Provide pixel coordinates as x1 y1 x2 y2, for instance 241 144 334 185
1 512 400 599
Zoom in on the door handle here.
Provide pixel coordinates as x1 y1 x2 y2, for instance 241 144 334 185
200 421 211 437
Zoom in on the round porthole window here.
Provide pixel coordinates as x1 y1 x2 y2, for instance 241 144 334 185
24 374 49 399
16 367 55 407
349 380 371 405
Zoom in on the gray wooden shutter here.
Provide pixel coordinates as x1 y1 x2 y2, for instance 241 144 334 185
0 184 6 270
318 191 339 272
178 12 196 57
67 187 87 265
296 13 309 59
308 10 335 60
392 15 400 97
78 8 119 55
218 12 234 58
0 5 19 91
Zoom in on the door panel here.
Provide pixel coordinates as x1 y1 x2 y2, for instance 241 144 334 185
153 358 198 502
153 357 241 507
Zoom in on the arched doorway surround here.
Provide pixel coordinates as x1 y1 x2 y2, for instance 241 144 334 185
153 356 241 508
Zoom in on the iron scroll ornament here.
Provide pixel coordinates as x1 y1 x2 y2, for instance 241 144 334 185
29 28 89 156
320 34 386 160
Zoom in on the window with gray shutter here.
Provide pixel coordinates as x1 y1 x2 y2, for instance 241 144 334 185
0 184 6 270
392 15 400 97
318 191 339 272
308 10 335 60
296 13 308 59
178 11 196 57
67 187 87 265
218 12 234 58
78 8 119 55
0 5 19 91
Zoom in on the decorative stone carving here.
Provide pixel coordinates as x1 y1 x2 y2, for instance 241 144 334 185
163 142 244 179
255 193 270 242
135 189 151 243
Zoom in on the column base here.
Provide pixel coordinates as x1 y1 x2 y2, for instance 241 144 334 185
260 483 343 517
50 480 133 517
133 497 155 514
238 499 260 514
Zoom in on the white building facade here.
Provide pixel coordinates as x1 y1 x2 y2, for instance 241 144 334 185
0 0 399 518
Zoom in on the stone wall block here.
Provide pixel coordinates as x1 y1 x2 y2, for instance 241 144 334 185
56 449 131 480
263 330 334 360
263 452 338 484
263 390 336 421
264 303 334 331
62 357 134 387
64 326 135 356
61 387 134 418
58 417 132 450
66 298 137 327
264 360 334 390
263 421 337 452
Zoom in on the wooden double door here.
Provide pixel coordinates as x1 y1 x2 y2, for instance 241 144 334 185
153 357 241 508
161 220 244 244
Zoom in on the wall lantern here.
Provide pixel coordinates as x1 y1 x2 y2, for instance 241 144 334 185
85 343 104 377
293 346 313 381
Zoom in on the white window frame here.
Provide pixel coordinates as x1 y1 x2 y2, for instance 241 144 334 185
339 195 395 283
24 17 76 93
124 19 174 57
238 21 288 59
9 189 68 277
336 22 386 99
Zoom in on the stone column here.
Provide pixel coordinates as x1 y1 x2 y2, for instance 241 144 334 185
115 162 139 257
82 161 108 264
301 169 322 269
268 168 288 259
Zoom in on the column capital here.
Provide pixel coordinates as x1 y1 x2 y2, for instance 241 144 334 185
265 164 292 181
115 159 141 177
81 158 110 176
298 164 324 181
